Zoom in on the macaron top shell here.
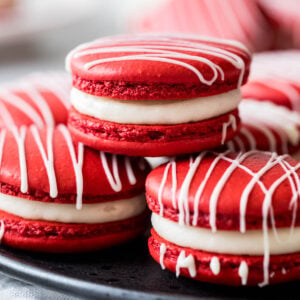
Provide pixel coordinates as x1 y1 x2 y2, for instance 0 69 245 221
66 34 251 94
0 126 149 204
146 151 300 230
0 72 70 128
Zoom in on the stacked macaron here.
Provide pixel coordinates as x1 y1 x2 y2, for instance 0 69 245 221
0 72 150 253
0 125 149 252
66 34 251 157
147 151 300 286
227 51 300 157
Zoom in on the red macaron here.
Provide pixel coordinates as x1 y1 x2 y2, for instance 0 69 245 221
242 51 300 112
225 100 300 157
0 125 150 253
66 34 251 157
146 151 300 286
259 0 300 49
0 72 70 128
133 0 275 52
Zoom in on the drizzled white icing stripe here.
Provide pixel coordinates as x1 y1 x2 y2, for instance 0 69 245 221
58 125 84 210
30 126 58 198
100 152 122 192
0 221 4 243
125 157 137 185
221 114 237 144
176 250 196 278
238 261 248 285
160 243 166 270
178 153 205 225
210 257 220 275
67 34 249 88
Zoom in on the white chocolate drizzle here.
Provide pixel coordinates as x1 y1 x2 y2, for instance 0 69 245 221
221 114 237 144
58 125 84 210
210 256 220 275
178 153 205 225
238 261 248 285
159 243 166 270
0 220 5 243
176 250 196 278
124 157 137 185
30 126 58 198
67 34 250 88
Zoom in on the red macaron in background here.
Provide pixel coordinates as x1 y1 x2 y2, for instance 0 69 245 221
259 0 300 49
146 151 300 286
242 51 300 112
0 72 70 128
66 34 251 157
228 51 300 157
132 0 275 52
0 125 150 253
225 100 300 157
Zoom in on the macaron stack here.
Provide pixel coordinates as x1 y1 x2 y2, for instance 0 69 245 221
143 46 300 286
1 31 300 289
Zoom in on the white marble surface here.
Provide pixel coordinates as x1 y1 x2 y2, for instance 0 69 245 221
0 0 154 298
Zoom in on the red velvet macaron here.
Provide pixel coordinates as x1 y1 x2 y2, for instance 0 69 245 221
242 51 300 112
0 125 150 253
66 34 251 157
225 100 300 157
146 151 300 286
133 0 275 52
0 72 70 128
259 0 300 49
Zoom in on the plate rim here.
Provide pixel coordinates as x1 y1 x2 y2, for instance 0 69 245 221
0 248 203 300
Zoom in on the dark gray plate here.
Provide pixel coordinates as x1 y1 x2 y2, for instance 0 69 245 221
0 233 298 300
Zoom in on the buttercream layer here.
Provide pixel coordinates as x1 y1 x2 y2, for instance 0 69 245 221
152 213 300 256
70 88 241 125
0 192 146 224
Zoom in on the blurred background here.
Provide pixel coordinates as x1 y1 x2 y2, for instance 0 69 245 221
0 0 299 83
0 0 160 82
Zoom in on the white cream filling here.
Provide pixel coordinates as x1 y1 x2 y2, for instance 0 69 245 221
0 192 146 224
152 213 300 255
70 88 241 125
